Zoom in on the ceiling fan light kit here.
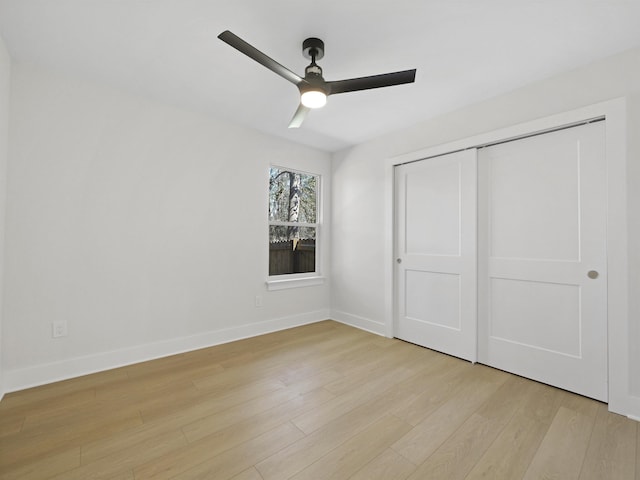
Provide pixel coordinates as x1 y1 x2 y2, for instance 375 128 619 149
217 30 416 128
300 90 327 109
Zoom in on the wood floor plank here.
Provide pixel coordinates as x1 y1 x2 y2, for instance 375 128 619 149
115 378 202 414
80 379 289 465
560 390 601 417
289 415 412 480
0 408 143 471
390 372 505 465
391 358 472 426
189 359 291 393
578 403 637 480
348 448 416 480
473 375 532 421
254 407 379 480
0 368 126 411
20 397 140 432
290 369 413 435
255 377 425 480
407 413 497 480
165 422 304 480
81 418 187 464
464 411 548 480
201 326 368 385
464 381 563 480
179 386 300 438
50 429 188 480
83 379 332 470
278 336 387 380
322 341 438 396
323 341 388 375
101 363 225 400
522 406 597 480
181 387 334 444
290 349 443 435
139 377 285 424
0 446 80 480
405 376 531 480
188 389 333 446
229 468 265 480
133 414 305 479
0 414 24 438
0 387 97 423
105 472 134 480
280 368 345 394
518 379 566 423
250 333 373 384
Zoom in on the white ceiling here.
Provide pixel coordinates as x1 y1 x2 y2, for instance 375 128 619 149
0 1 639 152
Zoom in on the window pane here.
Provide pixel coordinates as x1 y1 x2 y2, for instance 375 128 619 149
269 226 316 275
269 167 290 222
269 168 317 223
299 174 317 223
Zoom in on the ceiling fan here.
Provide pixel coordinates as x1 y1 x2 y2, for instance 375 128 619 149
218 31 417 128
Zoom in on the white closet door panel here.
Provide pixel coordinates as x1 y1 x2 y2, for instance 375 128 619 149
488 138 580 261
395 150 477 362
405 270 461 330
404 162 461 256
478 122 607 401
489 278 581 356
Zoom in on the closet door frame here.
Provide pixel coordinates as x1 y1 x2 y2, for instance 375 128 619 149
383 98 632 417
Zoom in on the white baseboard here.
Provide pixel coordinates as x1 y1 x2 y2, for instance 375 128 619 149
331 310 386 336
3 309 330 393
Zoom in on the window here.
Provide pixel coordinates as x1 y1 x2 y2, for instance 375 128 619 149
268 167 319 282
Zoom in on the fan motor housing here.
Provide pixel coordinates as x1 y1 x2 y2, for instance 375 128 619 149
303 38 324 61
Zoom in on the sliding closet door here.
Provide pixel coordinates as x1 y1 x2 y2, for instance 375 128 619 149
478 122 607 401
395 150 477 362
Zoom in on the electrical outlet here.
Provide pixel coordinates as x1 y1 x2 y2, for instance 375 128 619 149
255 295 263 307
52 321 68 338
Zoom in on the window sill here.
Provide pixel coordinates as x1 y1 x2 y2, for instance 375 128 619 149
266 276 325 291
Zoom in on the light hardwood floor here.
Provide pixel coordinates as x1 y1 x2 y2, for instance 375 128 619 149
1 320 638 479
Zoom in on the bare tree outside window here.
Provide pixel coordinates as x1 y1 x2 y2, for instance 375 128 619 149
269 167 318 276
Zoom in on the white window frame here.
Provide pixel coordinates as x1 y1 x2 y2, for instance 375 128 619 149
266 165 324 291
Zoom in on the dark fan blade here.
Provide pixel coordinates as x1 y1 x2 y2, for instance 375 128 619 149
327 69 416 95
218 31 303 85
288 104 311 129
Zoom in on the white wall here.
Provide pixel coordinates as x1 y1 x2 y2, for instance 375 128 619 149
331 47 640 414
0 35 10 398
3 63 331 391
